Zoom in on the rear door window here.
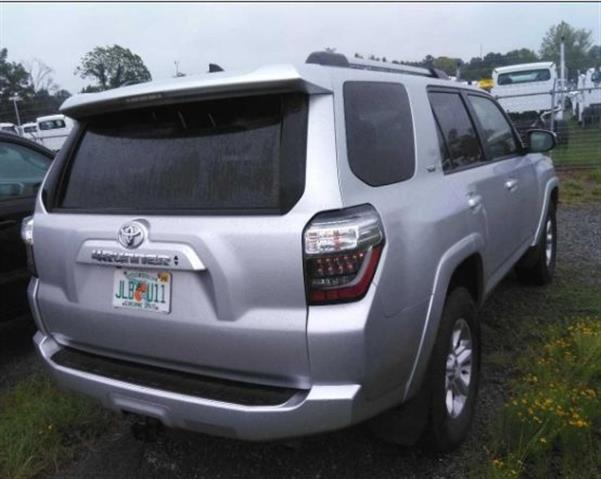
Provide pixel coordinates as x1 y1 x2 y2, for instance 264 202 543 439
58 94 308 214
429 91 484 170
343 82 415 186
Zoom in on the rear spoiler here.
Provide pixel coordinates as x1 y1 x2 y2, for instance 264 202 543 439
60 65 332 119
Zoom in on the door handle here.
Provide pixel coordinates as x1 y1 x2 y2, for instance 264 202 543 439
505 178 518 191
467 193 482 212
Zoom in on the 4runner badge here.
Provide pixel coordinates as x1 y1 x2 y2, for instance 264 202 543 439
118 222 146 249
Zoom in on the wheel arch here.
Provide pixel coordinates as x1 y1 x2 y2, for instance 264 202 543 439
448 254 484 308
531 176 559 247
403 234 484 401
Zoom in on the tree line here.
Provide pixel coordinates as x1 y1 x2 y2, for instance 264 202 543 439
1 21 600 125
0 44 151 124
355 21 600 81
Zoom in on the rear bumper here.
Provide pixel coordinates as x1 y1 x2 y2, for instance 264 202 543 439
34 332 362 440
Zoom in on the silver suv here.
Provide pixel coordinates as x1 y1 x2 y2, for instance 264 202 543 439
25 52 559 451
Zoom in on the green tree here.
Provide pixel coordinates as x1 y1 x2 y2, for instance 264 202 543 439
504 48 539 65
18 88 72 123
75 45 152 91
0 48 70 123
432 56 463 76
540 21 593 78
0 48 33 102
461 49 539 81
0 48 35 123
588 45 601 65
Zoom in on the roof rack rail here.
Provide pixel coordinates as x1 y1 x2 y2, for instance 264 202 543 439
305 51 449 80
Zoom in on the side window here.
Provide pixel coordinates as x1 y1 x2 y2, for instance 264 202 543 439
435 120 453 172
468 95 519 160
344 82 415 186
429 91 484 170
0 142 51 200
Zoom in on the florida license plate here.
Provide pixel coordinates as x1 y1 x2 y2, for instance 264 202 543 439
112 270 171 313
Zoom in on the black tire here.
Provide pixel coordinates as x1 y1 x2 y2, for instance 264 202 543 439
422 287 480 452
515 203 557 286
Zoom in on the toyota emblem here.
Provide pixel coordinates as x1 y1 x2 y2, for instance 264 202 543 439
118 222 146 249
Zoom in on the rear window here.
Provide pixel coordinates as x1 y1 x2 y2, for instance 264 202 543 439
58 94 308 214
497 69 551 85
39 119 66 130
343 82 415 186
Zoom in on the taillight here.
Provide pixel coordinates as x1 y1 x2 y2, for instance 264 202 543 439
21 216 37 277
303 204 384 305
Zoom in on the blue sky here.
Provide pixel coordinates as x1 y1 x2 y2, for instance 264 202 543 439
1 2 600 93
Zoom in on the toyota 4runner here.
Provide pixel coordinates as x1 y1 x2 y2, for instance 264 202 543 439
24 52 559 451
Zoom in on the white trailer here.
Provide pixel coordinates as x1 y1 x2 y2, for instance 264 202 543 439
491 62 568 143
21 122 39 141
36 114 74 151
0 122 20 135
576 68 601 127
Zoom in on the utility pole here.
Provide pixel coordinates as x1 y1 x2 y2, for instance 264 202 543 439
9 95 22 127
560 36 566 119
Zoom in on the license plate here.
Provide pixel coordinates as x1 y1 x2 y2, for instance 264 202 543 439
112 270 171 313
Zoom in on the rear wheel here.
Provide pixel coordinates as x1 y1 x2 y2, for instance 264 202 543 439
422 287 480 451
516 203 556 286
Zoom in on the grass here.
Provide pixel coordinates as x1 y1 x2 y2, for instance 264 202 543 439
474 268 601 479
487 318 601 478
0 374 114 479
556 169 601 205
551 119 601 167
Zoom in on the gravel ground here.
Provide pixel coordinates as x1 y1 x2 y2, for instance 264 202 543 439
2 202 598 479
554 202 601 284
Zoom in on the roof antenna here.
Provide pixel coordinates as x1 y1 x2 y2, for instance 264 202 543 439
208 63 224 73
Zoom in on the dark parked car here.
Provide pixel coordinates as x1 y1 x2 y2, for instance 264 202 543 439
0 132 53 321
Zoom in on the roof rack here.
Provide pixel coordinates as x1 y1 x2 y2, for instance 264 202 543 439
305 51 449 80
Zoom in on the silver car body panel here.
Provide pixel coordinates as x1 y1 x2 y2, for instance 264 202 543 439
31 62 558 439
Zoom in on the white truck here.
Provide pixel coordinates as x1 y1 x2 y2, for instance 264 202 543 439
492 62 568 144
20 122 39 141
0 122 20 135
574 68 601 127
36 114 74 151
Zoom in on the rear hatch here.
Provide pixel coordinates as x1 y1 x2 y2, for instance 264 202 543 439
34 89 337 389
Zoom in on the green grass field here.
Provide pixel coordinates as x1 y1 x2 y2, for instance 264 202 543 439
0 375 114 479
551 119 601 167
557 169 601 204
480 273 601 479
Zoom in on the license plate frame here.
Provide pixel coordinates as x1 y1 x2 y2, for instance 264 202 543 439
112 269 172 314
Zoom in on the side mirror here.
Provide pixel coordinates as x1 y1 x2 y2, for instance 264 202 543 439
527 129 557 153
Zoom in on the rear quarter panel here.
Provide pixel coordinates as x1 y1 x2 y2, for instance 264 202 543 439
325 74 472 399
